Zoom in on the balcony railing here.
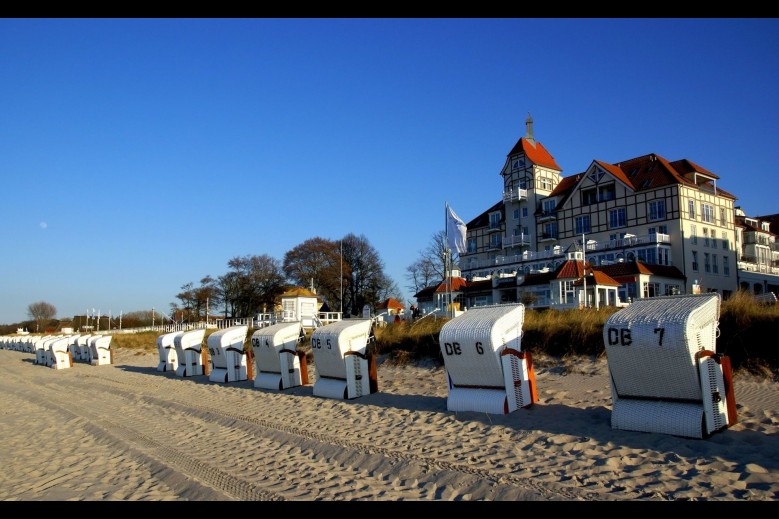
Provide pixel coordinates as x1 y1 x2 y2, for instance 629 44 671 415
502 187 528 203
537 211 557 222
743 235 773 246
462 233 671 271
503 234 531 248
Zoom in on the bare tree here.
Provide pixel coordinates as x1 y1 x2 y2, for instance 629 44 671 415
171 275 220 322
283 237 343 310
283 234 396 316
406 230 457 294
27 301 56 332
215 255 287 318
341 233 394 316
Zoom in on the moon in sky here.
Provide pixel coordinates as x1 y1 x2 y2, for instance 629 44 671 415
39 221 47 229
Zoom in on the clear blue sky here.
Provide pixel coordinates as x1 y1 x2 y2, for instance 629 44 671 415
2 18 777 325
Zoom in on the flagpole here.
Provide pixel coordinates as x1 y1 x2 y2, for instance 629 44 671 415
445 202 450 317
582 233 587 308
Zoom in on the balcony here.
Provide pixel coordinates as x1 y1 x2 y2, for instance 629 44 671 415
583 233 670 253
538 232 557 242
743 235 772 246
537 211 556 222
503 234 531 248
502 187 528 203
487 221 502 233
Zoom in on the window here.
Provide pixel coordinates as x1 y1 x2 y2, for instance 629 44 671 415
519 178 530 190
720 207 726 225
721 231 729 251
490 233 502 248
649 200 666 221
723 256 730 276
542 222 557 239
665 284 681 296
581 189 597 205
609 208 626 228
598 184 615 202
575 215 591 235
539 177 553 191
711 229 717 248
588 169 605 183
704 252 711 273
692 251 699 272
542 198 556 213
643 282 660 298
522 207 528 217
703 228 709 247
691 224 697 245
513 208 519 220
638 248 657 264
702 203 715 223
467 238 476 253
658 248 670 265
659 225 668 235
712 254 718 274
688 199 696 219
489 212 501 229
522 226 529 236
562 280 575 304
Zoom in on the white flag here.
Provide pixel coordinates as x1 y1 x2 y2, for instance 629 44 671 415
446 205 467 254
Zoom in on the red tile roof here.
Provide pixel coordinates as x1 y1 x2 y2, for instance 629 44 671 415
376 298 404 310
507 138 562 171
434 277 469 293
549 153 737 204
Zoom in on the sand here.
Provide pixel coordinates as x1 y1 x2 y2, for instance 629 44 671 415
0 347 776 501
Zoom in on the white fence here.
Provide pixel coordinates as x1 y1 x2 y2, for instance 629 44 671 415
215 311 344 330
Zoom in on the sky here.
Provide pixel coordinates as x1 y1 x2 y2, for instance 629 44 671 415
2 18 778 325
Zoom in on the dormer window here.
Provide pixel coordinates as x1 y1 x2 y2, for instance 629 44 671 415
512 157 525 171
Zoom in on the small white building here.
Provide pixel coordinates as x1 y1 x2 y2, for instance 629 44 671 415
280 287 321 329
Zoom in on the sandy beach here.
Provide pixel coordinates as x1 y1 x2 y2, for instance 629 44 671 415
0 346 776 501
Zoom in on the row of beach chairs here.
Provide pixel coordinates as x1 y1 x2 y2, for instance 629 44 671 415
156 319 376 400
2 293 737 440
0 333 113 368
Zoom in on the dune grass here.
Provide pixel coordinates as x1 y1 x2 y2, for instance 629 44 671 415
108 293 779 379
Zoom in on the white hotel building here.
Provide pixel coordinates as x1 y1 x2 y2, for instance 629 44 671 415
456 115 746 309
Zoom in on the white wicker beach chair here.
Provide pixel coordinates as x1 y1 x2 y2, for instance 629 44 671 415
49 336 74 370
252 321 308 390
438 303 537 414
156 331 184 372
311 319 377 400
35 336 57 365
24 336 40 353
208 325 251 383
76 334 92 362
89 335 113 366
67 334 81 362
174 329 208 377
603 293 738 439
